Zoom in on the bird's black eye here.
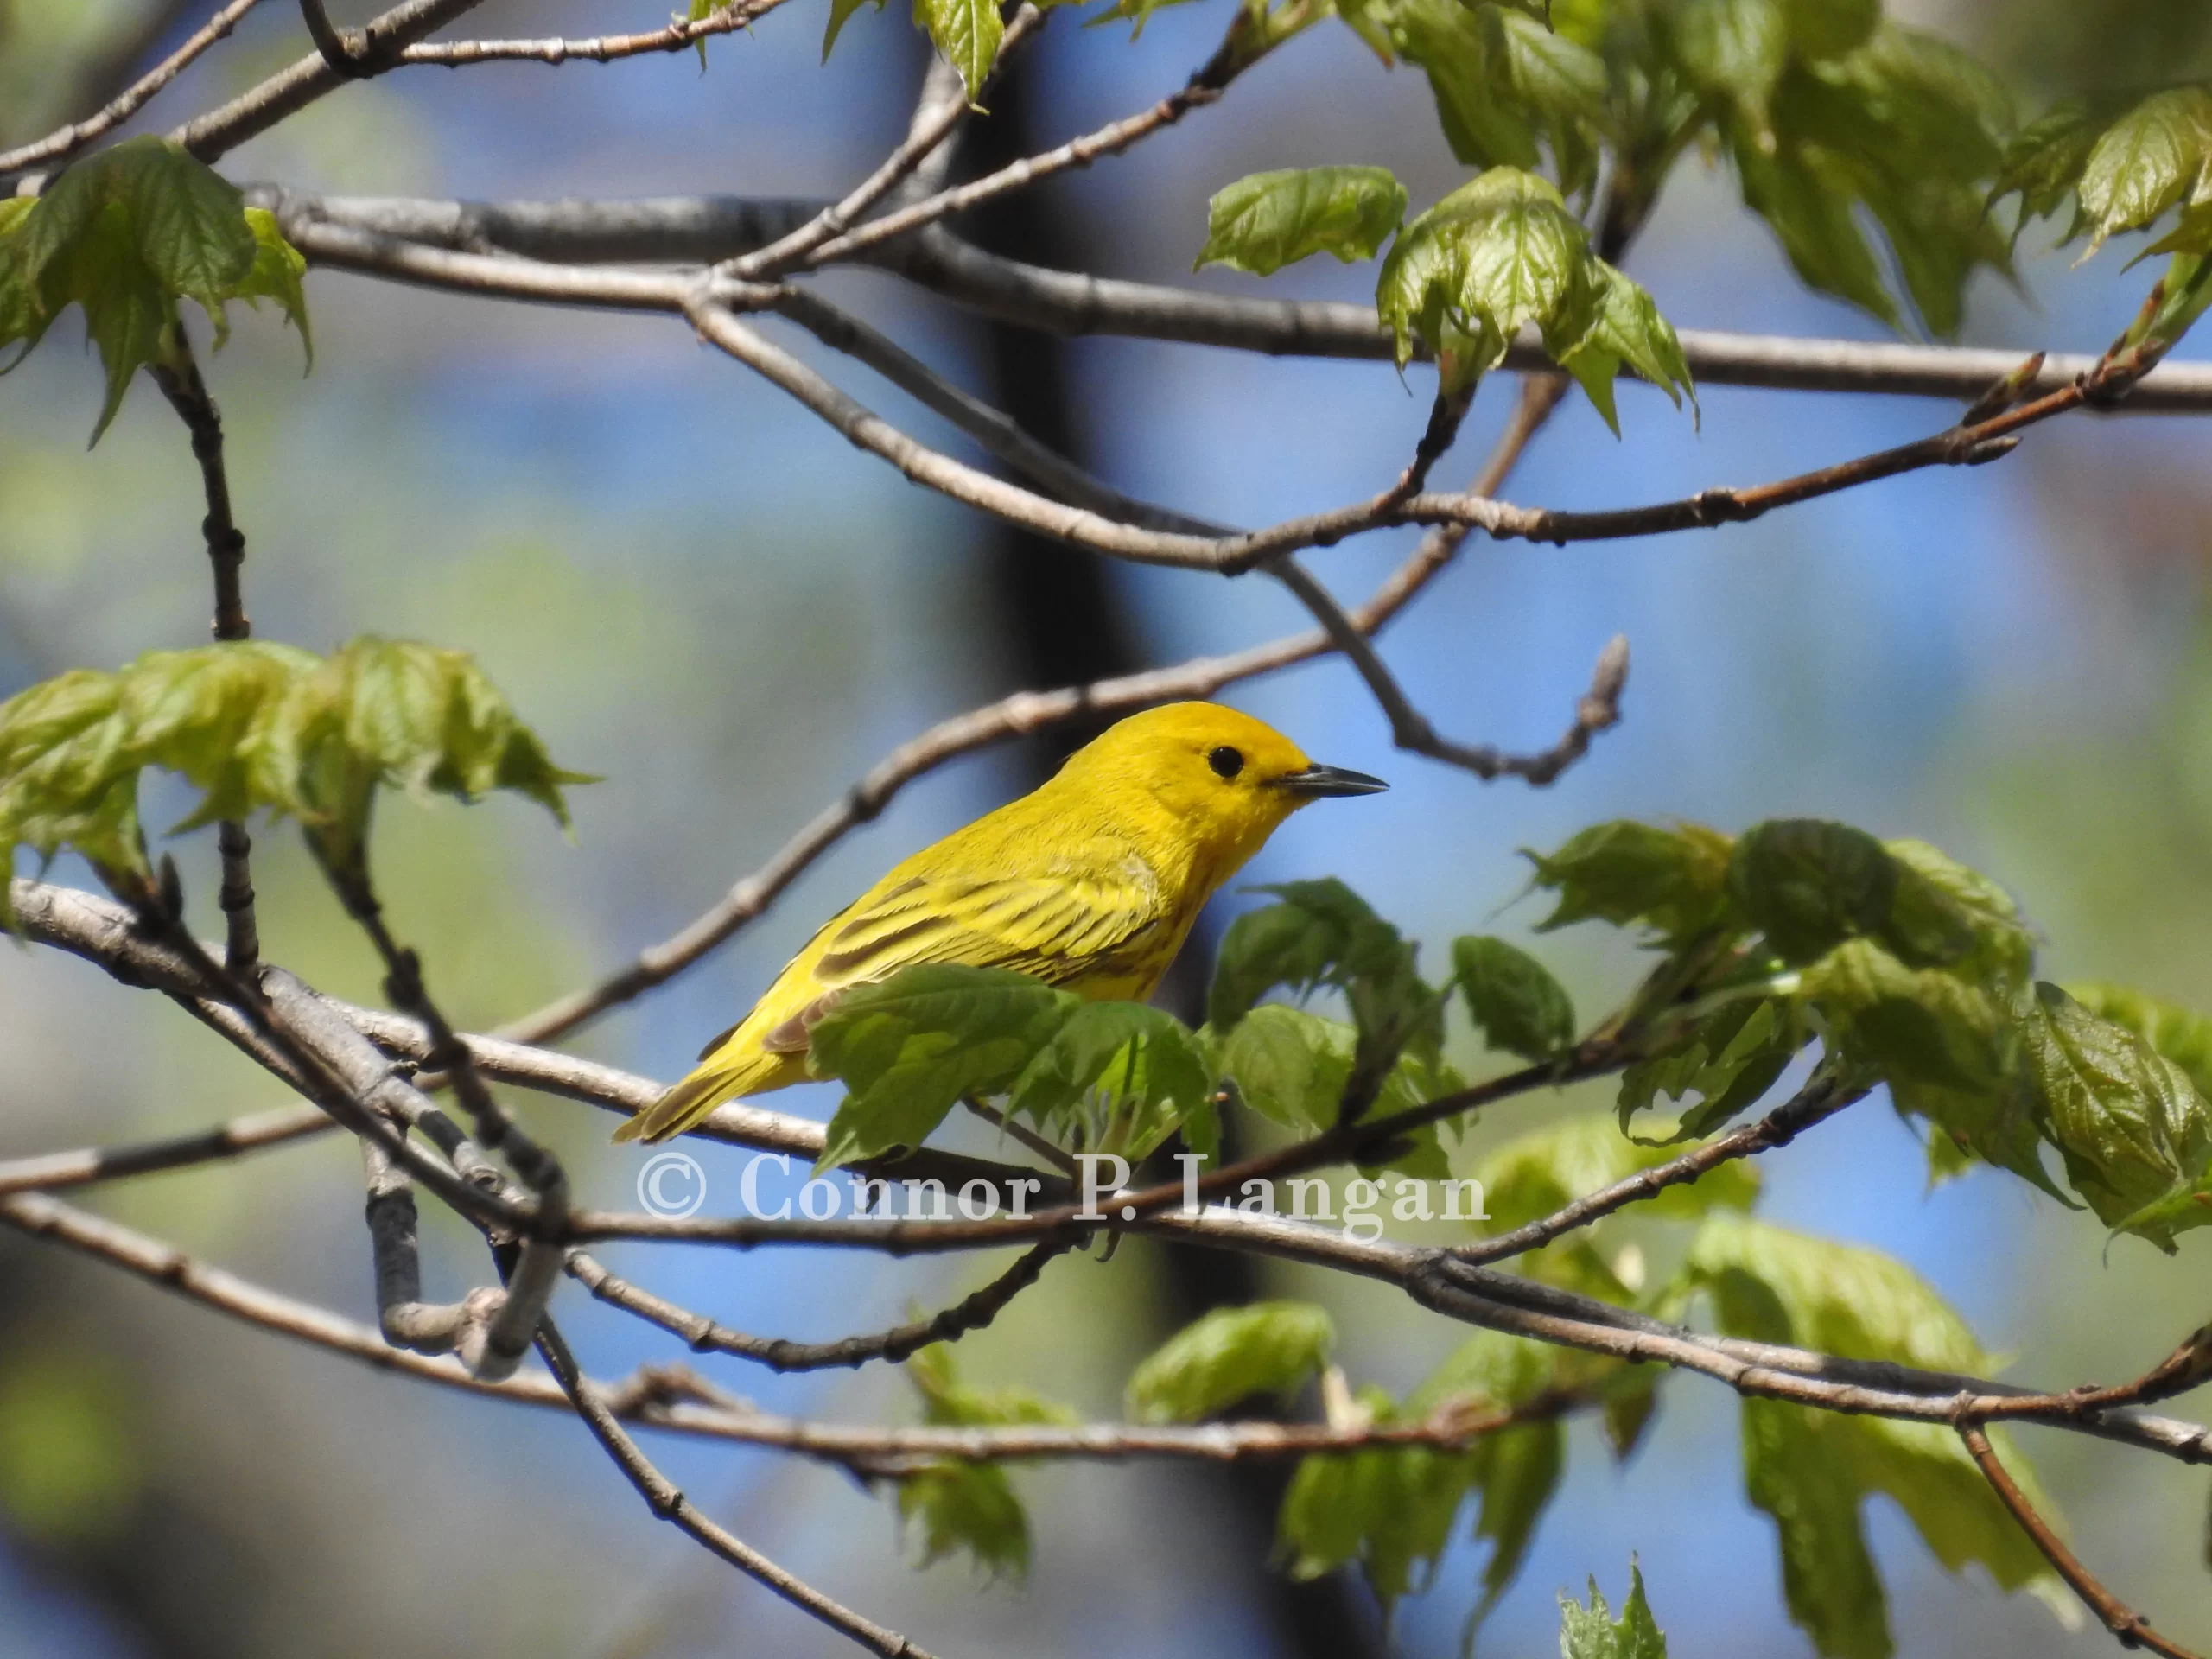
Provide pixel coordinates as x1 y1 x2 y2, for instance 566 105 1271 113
1208 745 1244 780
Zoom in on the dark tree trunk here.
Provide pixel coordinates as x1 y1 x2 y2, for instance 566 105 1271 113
952 51 1385 1659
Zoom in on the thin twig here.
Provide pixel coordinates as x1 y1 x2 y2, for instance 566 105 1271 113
149 346 260 971
319 856 569 1382
169 0 490 163
1957 1423 2205 1659
0 1103 333 1196
722 6 1046 281
1454 1071 1863 1263
0 0 263 177
801 28 1249 270
567 1236 1077 1370
254 189 2212 408
533 1315 943 1659
396 0 794 65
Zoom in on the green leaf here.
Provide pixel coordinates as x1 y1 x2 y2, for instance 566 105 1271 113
1525 820 1736 944
906 1339 1077 1427
230 208 312 365
810 966 1077 1169
895 1340 1071 1581
1559 257 1698 435
1195 167 1408 276
1797 938 2006 1093
0 639 579 928
912 0 1002 103
823 0 887 57
1673 0 1789 129
1207 880 1440 1108
1732 131 1900 328
1559 1561 1668 1659
1375 168 1598 386
1277 1395 1482 1607
2067 982 2212 1101
2021 982 2212 1250
1215 1003 1352 1130
1993 94 2133 230
1618 998 1806 1136
897 1464 1030 1579
1780 0 1875 60
1005 1000 1212 1160
0 137 308 441
1125 1302 1334 1423
1453 934 1575 1062
1389 0 1541 175
1726 818 1897 966
1214 1004 1465 1148
1489 7 1611 199
1880 837 2034 988
1476 1112 1761 1237
2075 86 2212 251
1688 1217 2066 1659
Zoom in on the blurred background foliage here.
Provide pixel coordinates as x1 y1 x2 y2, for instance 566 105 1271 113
5 0 2212 1655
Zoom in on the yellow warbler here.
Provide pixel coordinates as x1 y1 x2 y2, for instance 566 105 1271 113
615 702 1386 1143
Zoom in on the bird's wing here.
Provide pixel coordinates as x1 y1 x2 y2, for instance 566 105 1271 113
811 860 1168 989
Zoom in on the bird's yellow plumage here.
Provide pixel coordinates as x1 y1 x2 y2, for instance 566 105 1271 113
615 702 1386 1144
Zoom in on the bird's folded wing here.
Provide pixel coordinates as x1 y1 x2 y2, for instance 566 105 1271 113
812 863 1166 988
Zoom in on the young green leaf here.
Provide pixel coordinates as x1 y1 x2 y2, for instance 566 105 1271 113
810 966 1078 1168
1195 167 1408 277
1726 818 1897 965
1453 934 1575 1062
895 1340 1071 1580
897 1463 1031 1579
0 639 581 926
1277 1396 1482 1607
912 0 1002 102
1672 0 1789 130
1781 0 1876 60
906 1338 1077 1427
1559 1561 1668 1659
1688 1217 2067 1658
822 0 887 58
230 208 312 363
2020 982 2212 1251
2067 982 2212 1101
1214 1004 1465 1143
1125 1301 1334 1424
1880 837 2034 988
1992 94 2133 232
1797 939 2007 1093
0 137 310 440
2074 86 2212 252
1005 999 1212 1160
1560 259 1698 435
1376 168 1599 388
1524 819 1735 944
1618 997 1805 1136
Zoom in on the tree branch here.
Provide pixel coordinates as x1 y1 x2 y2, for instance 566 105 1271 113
1957 1422 2205 1659
394 0 797 66
723 6 1046 281
149 343 261 972
0 0 263 177
532 1314 944 1659
257 189 2212 409
168 0 491 164
1453 1070 1865 1264
566 1236 1077 1371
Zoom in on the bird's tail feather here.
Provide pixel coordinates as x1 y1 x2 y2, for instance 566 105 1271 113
615 1046 793 1144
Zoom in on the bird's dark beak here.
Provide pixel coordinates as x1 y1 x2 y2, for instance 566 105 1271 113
1270 763 1389 798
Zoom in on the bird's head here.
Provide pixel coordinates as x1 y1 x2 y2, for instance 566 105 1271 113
1056 702 1387 874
